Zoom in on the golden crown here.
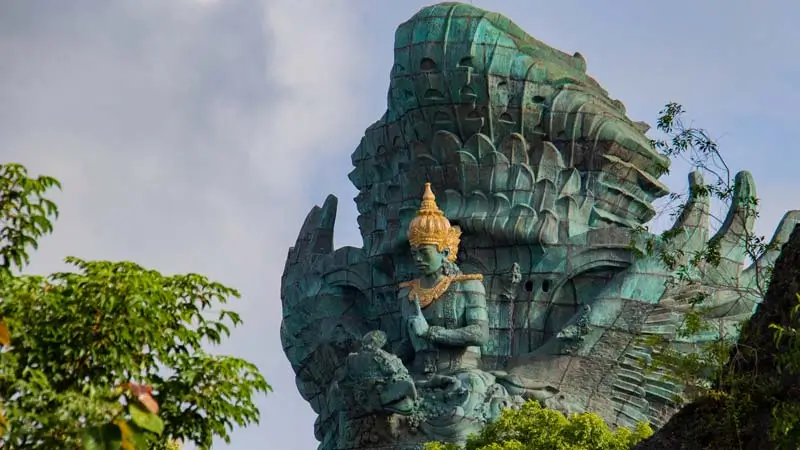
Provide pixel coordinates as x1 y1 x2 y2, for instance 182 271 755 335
407 183 460 262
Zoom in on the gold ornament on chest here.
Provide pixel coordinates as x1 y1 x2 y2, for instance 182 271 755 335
400 274 483 309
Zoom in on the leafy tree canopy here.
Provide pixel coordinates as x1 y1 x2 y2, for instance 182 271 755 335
0 163 270 449
425 401 652 450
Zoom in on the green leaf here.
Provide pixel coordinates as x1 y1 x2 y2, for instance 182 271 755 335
120 420 152 450
82 423 122 450
129 403 164 435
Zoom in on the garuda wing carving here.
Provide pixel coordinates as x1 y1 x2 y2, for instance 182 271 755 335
280 195 374 448
502 171 800 428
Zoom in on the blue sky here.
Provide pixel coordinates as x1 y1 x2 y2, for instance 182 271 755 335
1 0 798 448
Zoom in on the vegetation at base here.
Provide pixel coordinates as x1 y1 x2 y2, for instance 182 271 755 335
424 400 652 450
0 163 270 449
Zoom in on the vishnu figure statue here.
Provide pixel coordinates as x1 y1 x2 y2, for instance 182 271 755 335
374 183 522 444
397 182 488 374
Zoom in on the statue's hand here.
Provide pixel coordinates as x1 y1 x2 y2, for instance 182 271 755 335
408 295 430 337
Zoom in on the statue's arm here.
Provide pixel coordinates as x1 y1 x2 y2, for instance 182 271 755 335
394 324 415 363
393 289 415 362
427 279 489 347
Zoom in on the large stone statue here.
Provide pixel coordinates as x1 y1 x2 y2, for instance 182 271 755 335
327 184 526 450
279 3 799 449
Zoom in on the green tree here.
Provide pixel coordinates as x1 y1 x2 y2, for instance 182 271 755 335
424 401 652 450
0 163 270 449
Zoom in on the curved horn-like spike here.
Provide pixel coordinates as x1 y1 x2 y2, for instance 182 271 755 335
742 210 800 291
288 195 339 266
662 171 710 262
704 171 756 286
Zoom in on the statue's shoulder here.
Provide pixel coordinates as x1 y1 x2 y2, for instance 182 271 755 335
398 279 415 289
450 273 485 292
397 279 414 296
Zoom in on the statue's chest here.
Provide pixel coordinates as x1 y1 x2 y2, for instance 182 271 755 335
422 291 462 329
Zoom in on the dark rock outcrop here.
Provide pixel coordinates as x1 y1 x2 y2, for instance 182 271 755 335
635 225 800 449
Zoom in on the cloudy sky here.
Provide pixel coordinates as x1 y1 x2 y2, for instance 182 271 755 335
1 0 797 448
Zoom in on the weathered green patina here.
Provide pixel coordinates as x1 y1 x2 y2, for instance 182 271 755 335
280 3 800 449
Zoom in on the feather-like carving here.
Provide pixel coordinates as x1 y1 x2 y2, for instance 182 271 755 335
489 193 511 235
479 151 510 193
536 210 559 245
703 171 756 287
431 130 462 164
464 190 489 233
507 164 535 208
463 132 495 161
505 204 537 242
742 210 800 291
559 168 581 200
452 151 479 194
534 141 565 184
442 188 464 219
498 132 529 165
534 180 557 218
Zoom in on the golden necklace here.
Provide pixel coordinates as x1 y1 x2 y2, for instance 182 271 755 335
399 274 483 309
402 276 453 309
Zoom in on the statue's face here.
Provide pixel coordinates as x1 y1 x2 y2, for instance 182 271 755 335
410 244 448 276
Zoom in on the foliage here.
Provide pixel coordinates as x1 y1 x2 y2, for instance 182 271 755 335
768 294 800 447
0 163 60 274
424 400 652 450
630 103 768 399
0 163 270 449
629 105 800 447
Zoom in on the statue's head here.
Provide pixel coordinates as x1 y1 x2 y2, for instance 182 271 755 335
407 183 460 276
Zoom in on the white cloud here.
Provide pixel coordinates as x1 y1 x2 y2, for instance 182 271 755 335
0 1 370 448
1 1 798 450
254 1 370 193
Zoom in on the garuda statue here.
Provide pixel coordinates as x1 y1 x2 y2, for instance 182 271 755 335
280 3 800 449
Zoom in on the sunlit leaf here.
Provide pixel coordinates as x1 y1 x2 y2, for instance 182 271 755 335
123 382 159 414
129 403 164 436
115 420 134 450
0 406 7 435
